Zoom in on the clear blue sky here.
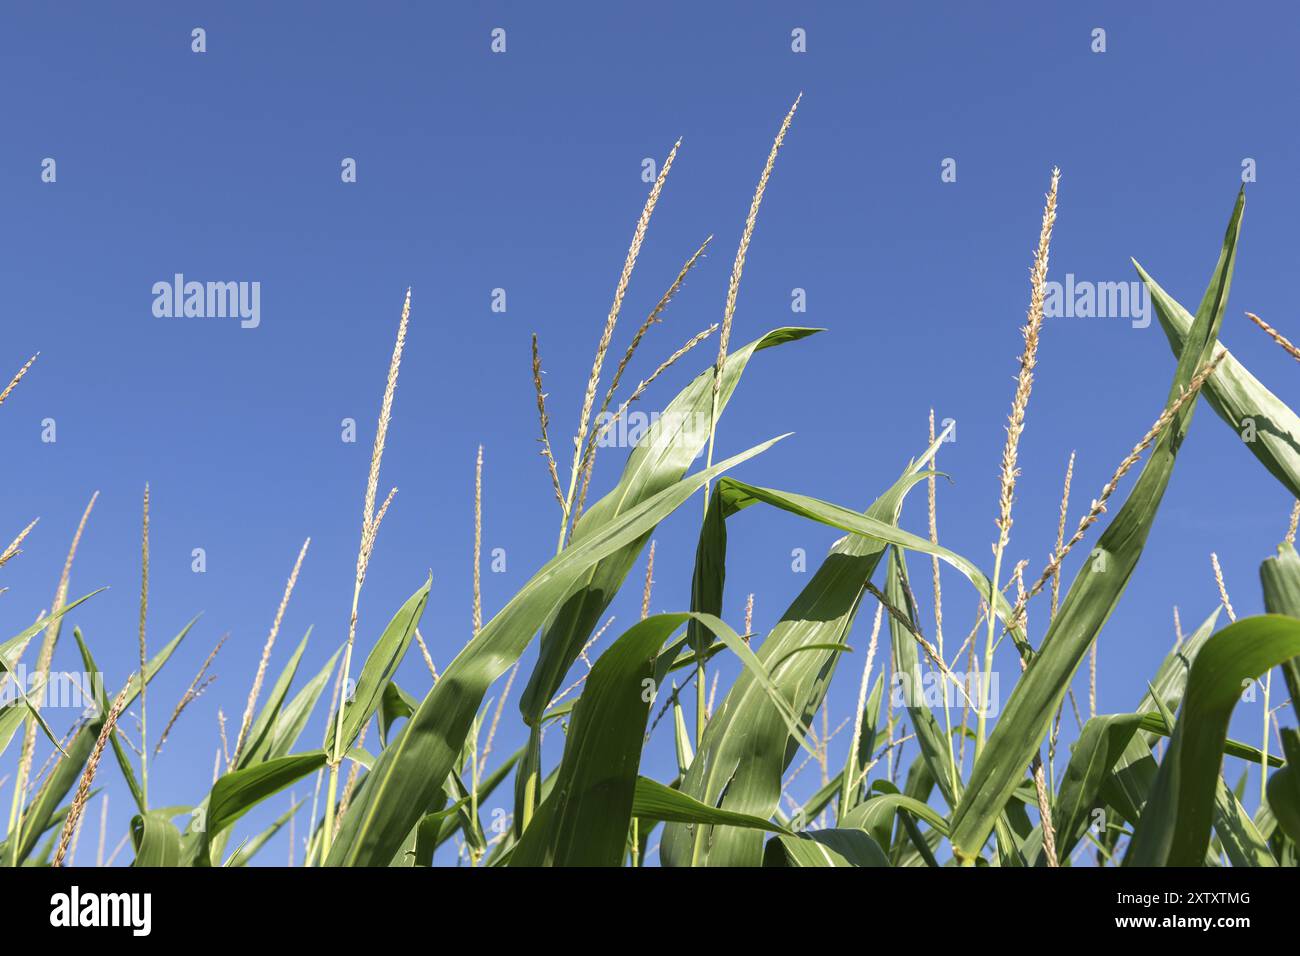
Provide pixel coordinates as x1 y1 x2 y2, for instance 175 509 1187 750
3 2 1298 864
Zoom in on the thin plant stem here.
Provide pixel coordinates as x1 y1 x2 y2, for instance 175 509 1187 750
694 97 800 774
139 484 150 808
0 354 38 409
557 139 680 554
12 492 97 858
234 539 309 764
1245 311 1300 362
979 169 1060 757
927 410 957 797
324 289 410 861
474 445 483 637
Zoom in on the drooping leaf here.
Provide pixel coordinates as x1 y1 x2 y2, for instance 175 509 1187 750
378 680 417 748
1126 614 1300 866
131 810 182 867
840 790 951 852
198 751 327 866
763 829 890 867
632 776 790 835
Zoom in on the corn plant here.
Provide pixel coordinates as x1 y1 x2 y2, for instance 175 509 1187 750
2 100 1299 867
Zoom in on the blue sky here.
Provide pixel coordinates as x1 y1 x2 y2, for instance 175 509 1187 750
3 2 1298 864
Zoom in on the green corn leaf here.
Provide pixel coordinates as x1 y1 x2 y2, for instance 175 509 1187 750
662 435 952 867
269 646 341 760
409 809 450 867
130 810 182 867
1142 648 1274 867
839 672 883 817
512 613 691 866
895 764 937 857
0 701 24 760
514 611 778 866
1052 712 1146 859
444 769 486 858
423 747 524 857
406 798 479 867
239 628 311 768
633 776 790 835
198 750 328 866
1126 614 1300 865
1135 710 1280 767
328 577 431 761
325 437 784 866
840 790 951 853
1259 542 1300 711
952 189 1245 862
73 628 145 812
1267 729 1300 842
224 799 303 867
12 618 191 864
1212 779 1275 867
1102 609 1221 829
712 480 1031 658
512 328 814 832
886 549 960 808
1141 260 1300 502
672 691 693 777
763 830 890 867
378 680 417 748
0 589 108 754
685 488 728 660
519 328 819 724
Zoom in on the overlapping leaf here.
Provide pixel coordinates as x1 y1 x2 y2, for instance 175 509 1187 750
1126 615 1300 865
951 189 1245 861
326 437 784 865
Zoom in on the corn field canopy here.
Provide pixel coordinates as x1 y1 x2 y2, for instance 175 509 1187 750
3 7 1300 874
2 169 1298 869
